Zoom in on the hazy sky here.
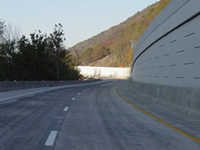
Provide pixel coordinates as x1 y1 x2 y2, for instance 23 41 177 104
1 0 159 47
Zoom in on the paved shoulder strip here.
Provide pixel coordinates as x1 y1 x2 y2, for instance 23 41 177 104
0 80 105 102
116 85 200 143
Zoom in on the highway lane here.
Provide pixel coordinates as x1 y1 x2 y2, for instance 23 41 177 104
55 80 200 150
0 81 105 150
0 79 200 149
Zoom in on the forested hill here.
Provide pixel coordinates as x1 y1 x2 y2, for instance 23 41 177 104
70 0 171 67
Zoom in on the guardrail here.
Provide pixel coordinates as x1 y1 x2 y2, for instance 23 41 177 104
0 79 101 92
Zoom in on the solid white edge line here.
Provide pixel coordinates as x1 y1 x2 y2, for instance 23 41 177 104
63 106 69 112
45 131 58 146
0 80 105 102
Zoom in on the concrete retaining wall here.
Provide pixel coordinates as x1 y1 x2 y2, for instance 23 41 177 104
78 66 130 79
130 0 200 115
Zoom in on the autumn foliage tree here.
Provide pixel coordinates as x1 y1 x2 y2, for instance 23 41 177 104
80 44 110 65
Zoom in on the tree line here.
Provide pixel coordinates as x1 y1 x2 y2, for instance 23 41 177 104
0 20 81 81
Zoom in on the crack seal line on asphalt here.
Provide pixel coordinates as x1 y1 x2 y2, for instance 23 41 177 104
116 85 200 143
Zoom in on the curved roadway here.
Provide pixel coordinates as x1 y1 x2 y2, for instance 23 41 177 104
0 79 199 150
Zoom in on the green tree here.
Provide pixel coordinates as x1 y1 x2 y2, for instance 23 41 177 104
16 35 38 80
48 23 66 80
0 20 5 42
0 22 19 80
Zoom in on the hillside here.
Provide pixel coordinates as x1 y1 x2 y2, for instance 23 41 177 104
70 0 171 67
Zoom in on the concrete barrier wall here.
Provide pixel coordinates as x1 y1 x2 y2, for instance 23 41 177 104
78 66 130 79
129 79 200 116
130 0 200 115
0 79 101 92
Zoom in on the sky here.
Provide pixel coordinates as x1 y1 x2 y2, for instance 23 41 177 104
0 0 159 47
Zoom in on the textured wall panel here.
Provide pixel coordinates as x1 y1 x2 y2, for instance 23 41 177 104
131 0 200 88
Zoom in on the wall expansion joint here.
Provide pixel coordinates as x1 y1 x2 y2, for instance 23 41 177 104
176 50 184 53
184 32 195 38
184 62 194 65
169 64 176 67
169 40 177 43
194 46 200 49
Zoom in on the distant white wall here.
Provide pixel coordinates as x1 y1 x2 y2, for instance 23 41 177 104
131 0 200 88
78 66 130 79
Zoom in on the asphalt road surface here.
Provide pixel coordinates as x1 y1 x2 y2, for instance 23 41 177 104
0 79 200 150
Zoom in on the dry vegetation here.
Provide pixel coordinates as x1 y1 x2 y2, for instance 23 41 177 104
71 0 171 67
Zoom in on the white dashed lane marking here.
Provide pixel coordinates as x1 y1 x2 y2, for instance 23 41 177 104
63 107 69 112
45 131 58 146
